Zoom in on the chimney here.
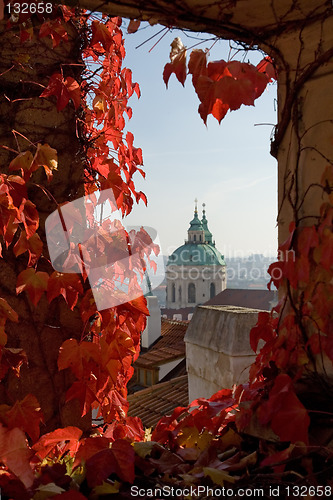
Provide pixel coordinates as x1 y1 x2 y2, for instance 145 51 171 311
141 295 161 349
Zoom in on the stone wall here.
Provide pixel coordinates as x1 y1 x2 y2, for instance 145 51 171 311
184 305 261 401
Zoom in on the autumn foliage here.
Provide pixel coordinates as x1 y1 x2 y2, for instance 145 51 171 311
163 36 276 123
0 4 332 499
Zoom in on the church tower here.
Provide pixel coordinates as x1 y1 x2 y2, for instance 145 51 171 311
166 201 226 309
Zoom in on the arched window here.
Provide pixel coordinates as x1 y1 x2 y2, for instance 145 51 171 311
179 286 182 302
188 283 196 303
193 234 196 242
172 284 176 302
210 282 216 299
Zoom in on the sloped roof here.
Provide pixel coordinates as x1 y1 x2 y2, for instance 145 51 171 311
127 374 188 428
135 318 188 368
204 288 276 311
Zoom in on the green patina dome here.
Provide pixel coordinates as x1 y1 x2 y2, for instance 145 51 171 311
167 202 225 267
201 207 213 244
167 243 225 266
188 212 204 232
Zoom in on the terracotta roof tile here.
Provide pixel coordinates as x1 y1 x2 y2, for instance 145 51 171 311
127 375 188 428
135 318 188 368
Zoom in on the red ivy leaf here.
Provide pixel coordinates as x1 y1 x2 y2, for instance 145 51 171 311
39 19 68 48
32 143 58 182
73 436 112 468
32 426 82 460
13 231 43 267
85 439 135 487
0 424 34 488
58 339 100 379
0 347 28 380
163 37 187 87
190 59 270 123
16 269 49 306
6 394 44 443
256 56 277 81
250 311 275 352
47 272 83 310
65 380 98 417
188 49 208 86
21 200 39 238
40 73 81 112
258 374 310 444
90 20 113 52
127 19 140 34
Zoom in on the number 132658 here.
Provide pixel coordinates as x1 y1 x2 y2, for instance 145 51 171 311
7 2 53 14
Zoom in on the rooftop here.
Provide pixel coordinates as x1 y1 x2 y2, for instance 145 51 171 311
135 318 188 369
204 288 277 310
127 375 188 428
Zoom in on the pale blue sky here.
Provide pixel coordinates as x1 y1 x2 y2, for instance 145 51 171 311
121 23 278 259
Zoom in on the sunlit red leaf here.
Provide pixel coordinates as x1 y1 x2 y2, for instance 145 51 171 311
47 272 83 310
58 339 100 378
194 75 229 124
104 416 144 442
93 94 107 120
90 20 113 52
32 143 58 182
32 426 82 460
40 73 81 111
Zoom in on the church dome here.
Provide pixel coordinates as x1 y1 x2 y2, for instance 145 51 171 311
165 201 227 309
201 203 213 244
167 201 225 267
167 242 225 266
188 213 204 232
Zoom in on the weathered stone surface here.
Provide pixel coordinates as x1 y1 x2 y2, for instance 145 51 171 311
185 305 261 400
